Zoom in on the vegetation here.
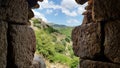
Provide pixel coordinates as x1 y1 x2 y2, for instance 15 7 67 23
32 18 79 68
55 27 73 37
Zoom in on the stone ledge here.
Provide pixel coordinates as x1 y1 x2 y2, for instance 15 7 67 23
80 59 120 68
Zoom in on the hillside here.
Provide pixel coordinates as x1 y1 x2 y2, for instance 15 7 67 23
48 23 67 28
31 18 79 68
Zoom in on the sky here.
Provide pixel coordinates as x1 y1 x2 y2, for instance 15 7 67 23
33 0 87 26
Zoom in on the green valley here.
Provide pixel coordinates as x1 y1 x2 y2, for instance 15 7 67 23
31 18 79 68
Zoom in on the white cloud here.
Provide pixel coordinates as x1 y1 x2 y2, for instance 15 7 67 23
46 9 53 14
77 3 88 14
32 10 48 22
61 8 77 17
61 0 78 9
67 19 79 24
38 0 87 17
61 0 88 16
38 0 61 10
60 0 78 17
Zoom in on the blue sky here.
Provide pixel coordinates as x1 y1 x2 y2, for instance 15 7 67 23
33 0 87 26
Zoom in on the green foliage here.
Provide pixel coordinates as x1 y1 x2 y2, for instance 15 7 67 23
70 57 79 68
61 39 66 46
50 53 79 68
56 27 73 37
32 19 41 28
34 18 78 68
35 29 79 68
35 30 56 58
51 53 71 64
32 19 40 24
44 26 59 34
52 36 57 42
65 37 70 43
55 44 65 53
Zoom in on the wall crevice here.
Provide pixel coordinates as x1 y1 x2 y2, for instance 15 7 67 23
6 23 17 68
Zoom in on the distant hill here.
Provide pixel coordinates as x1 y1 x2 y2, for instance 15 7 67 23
47 23 74 37
31 18 74 37
48 23 67 28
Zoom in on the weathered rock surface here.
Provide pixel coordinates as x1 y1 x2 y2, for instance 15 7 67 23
7 24 36 68
80 59 120 68
82 14 92 24
31 61 41 68
28 9 34 19
0 0 45 68
0 21 8 68
81 0 93 24
0 0 28 23
74 0 120 68
104 20 120 64
72 22 101 59
33 54 46 68
93 0 120 21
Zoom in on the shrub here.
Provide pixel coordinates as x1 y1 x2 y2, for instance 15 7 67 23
55 44 65 53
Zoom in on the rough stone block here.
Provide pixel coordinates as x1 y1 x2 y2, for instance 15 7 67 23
93 0 120 21
80 59 120 68
7 24 36 68
72 23 101 59
0 21 8 68
104 20 120 64
0 0 28 23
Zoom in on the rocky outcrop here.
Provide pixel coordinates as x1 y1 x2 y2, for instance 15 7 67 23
72 0 120 68
0 0 44 68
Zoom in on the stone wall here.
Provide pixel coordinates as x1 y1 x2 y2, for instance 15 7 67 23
0 0 44 68
72 0 120 68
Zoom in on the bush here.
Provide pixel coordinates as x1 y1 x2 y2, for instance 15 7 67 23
50 53 79 68
35 30 56 58
61 39 66 46
32 19 40 24
50 53 71 65
44 26 59 33
55 44 65 53
65 37 70 43
70 57 79 68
